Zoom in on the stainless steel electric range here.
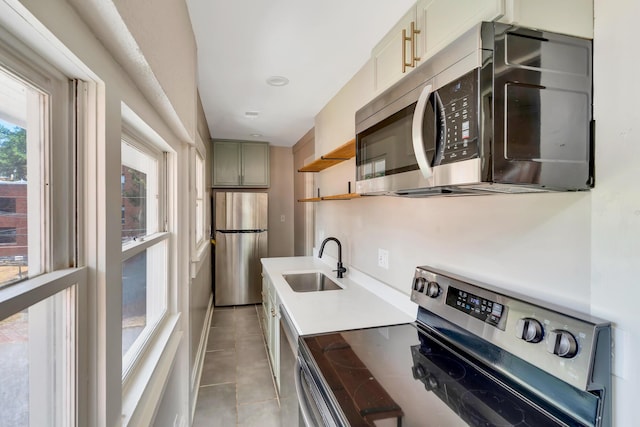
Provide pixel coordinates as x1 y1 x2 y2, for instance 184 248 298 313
296 266 611 427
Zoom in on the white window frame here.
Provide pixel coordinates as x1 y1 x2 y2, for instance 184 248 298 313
120 128 170 379
119 104 180 427
190 133 208 278
0 35 86 427
194 150 205 245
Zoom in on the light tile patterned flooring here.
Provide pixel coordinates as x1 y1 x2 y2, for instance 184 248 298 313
192 305 284 427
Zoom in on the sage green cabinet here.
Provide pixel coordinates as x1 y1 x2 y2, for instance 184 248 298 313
212 140 270 187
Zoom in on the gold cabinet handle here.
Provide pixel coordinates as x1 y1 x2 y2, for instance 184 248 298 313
402 28 411 73
402 21 421 73
411 21 421 66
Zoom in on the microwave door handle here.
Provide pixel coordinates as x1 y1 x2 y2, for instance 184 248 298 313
412 84 434 179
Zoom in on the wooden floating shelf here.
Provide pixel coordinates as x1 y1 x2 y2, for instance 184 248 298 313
298 139 355 173
298 193 361 202
321 193 361 201
296 137 359 202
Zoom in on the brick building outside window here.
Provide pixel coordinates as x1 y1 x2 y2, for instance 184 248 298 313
0 180 27 283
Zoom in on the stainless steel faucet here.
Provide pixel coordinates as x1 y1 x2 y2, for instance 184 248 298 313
318 237 347 278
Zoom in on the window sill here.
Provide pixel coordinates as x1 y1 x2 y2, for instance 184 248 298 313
190 239 210 279
121 313 182 427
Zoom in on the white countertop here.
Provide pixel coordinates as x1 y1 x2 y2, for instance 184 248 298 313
261 256 417 336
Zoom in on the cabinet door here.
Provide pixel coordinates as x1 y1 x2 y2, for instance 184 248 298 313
269 292 280 390
213 140 241 186
241 142 270 187
372 5 417 93
501 0 593 39
261 277 269 336
419 0 504 62
262 275 279 382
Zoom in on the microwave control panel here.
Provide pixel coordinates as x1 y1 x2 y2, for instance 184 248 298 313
437 69 479 165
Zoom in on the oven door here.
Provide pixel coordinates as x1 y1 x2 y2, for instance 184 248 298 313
295 356 339 427
279 307 303 426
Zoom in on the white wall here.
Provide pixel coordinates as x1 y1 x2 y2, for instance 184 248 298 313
314 4 637 424
268 146 295 257
591 1 640 425
113 0 197 142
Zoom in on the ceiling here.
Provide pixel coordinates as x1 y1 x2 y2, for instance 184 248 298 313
186 0 415 147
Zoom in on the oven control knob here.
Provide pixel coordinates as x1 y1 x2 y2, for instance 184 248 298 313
425 374 439 391
515 318 544 343
425 282 441 298
413 277 427 293
412 364 426 380
547 330 578 358
412 365 439 391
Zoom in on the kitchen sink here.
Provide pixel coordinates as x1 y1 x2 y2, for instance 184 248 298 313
282 272 343 293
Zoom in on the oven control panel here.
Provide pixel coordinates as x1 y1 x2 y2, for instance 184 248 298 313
445 286 505 329
412 273 508 331
411 265 611 392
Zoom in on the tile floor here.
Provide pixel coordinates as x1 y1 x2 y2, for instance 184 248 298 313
192 304 284 427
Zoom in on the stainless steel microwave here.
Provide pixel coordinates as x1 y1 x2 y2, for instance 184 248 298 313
355 22 594 196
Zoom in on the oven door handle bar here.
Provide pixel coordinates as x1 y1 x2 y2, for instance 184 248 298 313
295 360 316 427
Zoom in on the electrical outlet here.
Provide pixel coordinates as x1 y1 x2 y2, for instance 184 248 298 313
378 248 389 269
280 214 285 222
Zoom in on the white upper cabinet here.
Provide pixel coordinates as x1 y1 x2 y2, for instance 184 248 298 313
372 0 593 94
500 0 593 39
372 4 419 93
373 0 504 93
419 0 504 62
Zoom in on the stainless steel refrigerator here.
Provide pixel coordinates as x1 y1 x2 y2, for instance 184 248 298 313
214 192 268 306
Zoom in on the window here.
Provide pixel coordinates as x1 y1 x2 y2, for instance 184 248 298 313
0 45 83 427
0 280 81 427
0 197 16 214
121 134 169 376
190 135 208 278
0 69 38 288
194 148 205 246
0 227 16 244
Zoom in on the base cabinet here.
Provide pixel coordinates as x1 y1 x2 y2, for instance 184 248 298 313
262 274 280 389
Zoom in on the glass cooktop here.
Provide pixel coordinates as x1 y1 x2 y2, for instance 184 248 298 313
300 323 581 427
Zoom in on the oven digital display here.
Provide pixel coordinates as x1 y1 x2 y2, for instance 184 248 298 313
446 286 505 329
